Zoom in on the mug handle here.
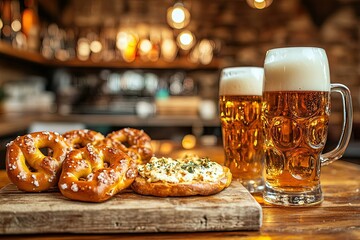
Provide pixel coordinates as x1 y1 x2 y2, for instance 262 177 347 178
320 83 353 166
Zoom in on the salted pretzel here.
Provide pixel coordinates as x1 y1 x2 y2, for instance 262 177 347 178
104 128 153 164
58 144 137 202
63 129 105 150
6 131 68 192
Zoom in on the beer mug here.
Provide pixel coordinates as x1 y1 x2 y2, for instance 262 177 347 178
219 67 265 193
262 47 353 206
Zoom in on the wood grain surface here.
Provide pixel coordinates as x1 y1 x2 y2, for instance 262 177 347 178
0 180 262 234
0 145 359 239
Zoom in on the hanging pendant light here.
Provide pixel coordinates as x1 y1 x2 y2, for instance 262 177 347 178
246 0 273 9
167 2 191 29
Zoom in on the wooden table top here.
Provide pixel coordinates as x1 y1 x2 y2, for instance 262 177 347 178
0 145 359 239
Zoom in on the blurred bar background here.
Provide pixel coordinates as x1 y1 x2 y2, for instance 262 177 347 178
0 0 359 168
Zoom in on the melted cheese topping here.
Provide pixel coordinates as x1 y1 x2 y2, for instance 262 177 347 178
138 155 224 183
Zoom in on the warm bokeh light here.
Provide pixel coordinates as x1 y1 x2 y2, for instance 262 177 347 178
22 6 38 36
190 39 214 64
177 30 195 50
116 31 129 50
139 39 152 54
255 1 266 9
180 32 192 45
122 47 137 62
246 0 273 9
182 134 196 149
167 3 190 29
11 20 21 32
172 8 186 23
77 38 90 60
161 38 178 62
116 30 138 62
159 142 174 155
90 40 102 53
14 32 27 49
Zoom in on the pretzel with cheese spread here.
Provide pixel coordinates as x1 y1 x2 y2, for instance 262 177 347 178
63 129 105 150
6 131 68 192
104 128 153 164
58 144 137 202
132 155 232 197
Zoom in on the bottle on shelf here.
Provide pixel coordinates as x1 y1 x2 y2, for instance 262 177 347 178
22 0 40 51
1 0 13 42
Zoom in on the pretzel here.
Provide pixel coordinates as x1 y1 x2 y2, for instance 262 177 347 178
63 129 105 150
6 131 68 192
58 144 137 202
132 155 233 197
104 128 153 164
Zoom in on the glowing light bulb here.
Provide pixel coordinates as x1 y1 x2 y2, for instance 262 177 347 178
177 30 195 50
246 0 273 9
180 33 192 45
255 1 266 9
167 3 190 29
172 7 185 23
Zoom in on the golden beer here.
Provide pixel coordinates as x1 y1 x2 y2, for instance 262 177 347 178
262 47 353 206
219 67 265 193
262 91 330 191
219 95 264 192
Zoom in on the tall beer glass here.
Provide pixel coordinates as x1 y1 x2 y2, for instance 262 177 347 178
262 47 353 206
219 67 265 193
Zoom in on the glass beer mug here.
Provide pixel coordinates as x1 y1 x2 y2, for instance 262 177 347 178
262 47 353 206
219 67 265 193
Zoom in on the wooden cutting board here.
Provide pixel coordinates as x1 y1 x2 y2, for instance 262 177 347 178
0 180 262 234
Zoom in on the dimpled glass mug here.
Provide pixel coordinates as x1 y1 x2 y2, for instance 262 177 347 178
262 47 353 206
219 67 265 193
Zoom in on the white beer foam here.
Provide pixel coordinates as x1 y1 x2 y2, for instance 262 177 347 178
264 47 330 91
219 67 264 96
